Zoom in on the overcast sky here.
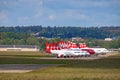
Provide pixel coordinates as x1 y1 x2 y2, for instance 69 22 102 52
0 0 120 27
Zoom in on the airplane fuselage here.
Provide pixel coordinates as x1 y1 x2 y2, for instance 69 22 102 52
51 48 90 58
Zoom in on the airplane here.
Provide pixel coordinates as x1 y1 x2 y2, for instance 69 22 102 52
79 43 109 55
51 48 90 58
91 48 109 54
46 41 90 58
46 41 109 58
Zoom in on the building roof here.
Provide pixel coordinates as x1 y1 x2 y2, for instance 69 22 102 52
0 45 39 49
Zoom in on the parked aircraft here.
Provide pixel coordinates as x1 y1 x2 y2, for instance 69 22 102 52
79 43 109 54
46 41 91 58
46 41 109 58
51 48 90 58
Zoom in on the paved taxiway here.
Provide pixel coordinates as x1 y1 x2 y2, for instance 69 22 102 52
0 64 60 73
0 53 117 73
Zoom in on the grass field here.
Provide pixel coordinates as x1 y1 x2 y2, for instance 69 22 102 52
0 51 120 80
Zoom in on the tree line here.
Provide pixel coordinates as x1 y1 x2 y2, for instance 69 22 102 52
0 26 120 39
0 26 120 49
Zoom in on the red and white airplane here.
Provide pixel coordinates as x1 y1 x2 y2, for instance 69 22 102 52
79 43 109 54
46 41 91 58
51 48 90 58
46 41 109 58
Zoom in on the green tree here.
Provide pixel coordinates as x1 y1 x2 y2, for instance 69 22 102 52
26 37 39 45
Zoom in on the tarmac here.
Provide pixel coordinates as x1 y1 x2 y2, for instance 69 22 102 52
0 56 104 73
0 52 118 73
0 64 60 73
40 56 101 60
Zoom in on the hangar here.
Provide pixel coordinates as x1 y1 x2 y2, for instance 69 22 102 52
0 45 39 51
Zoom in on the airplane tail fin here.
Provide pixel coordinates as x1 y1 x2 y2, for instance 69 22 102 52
79 43 87 48
45 42 51 53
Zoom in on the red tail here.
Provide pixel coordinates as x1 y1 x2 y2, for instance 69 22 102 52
45 42 51 53
79 43 87 48
72 43 79 48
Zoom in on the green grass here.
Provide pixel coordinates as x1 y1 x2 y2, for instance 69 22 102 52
0 51 53 57
0 52 120 80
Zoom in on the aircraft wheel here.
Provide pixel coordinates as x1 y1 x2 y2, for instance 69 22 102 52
57 55 59 58
64 56 66 58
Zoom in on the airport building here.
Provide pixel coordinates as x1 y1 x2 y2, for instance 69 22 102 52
0 45 39 51
104 38 113 41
